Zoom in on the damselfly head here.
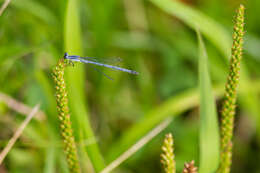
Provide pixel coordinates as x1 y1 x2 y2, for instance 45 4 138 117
64 52 69 59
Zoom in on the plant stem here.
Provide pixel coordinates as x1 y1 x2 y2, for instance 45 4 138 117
52 58 81 173
218 4 245 173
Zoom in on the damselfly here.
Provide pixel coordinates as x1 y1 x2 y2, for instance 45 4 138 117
64 52 139 75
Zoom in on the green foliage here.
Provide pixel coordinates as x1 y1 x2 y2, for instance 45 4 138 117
197 31 220 173
106 0 231 164
64 0 105 171
1 0 260 172
149 0 231 58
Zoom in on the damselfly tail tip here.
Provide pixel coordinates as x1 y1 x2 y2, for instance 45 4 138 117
132 71 139 75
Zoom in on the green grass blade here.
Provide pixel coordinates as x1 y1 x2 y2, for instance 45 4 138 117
149 1 260 152
106 86 221 161
107 79 260 165
197 30 220 173
150 0 231 58
43 146 56 173
64 0 105 171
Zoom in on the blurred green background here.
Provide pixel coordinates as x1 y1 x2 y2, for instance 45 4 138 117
0 0 260 172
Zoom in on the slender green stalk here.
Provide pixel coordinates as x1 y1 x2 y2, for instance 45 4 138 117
161 133 176 173
197 30 220 173
218 4 245 173
52 58 81 173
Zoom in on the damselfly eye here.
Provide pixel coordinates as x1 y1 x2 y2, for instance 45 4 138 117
64 52 68 59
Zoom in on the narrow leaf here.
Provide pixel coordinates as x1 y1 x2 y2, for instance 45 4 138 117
106 80 260 162
150 0 231 58
197 30 220 173
64 0 105 171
